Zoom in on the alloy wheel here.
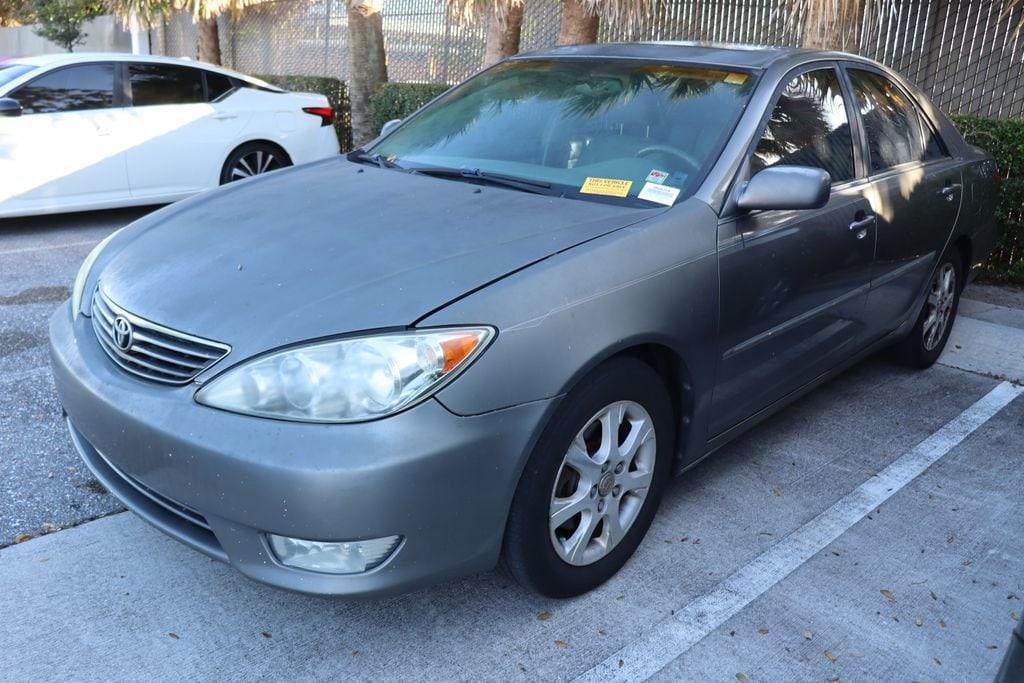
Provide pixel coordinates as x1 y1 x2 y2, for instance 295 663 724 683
230 150 284 181
549 400 657 566
923 262 956 351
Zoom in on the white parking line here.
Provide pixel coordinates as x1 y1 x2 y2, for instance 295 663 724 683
577 380 1024 682
0 239 98 257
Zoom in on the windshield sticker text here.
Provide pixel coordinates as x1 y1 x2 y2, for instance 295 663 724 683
581 177 633 198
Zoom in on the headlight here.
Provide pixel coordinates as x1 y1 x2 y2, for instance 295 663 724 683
71 229 121 319
195 327 494 423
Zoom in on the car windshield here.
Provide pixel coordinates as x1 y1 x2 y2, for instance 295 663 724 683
0 63 35 90
368 59 757 207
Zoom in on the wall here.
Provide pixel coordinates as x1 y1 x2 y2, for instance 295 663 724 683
0 15 131 58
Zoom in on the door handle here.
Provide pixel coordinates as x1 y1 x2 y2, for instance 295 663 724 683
939 183 963 201
212 113 238 121
849 214 876 239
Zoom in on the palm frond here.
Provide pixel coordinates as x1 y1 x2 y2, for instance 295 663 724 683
582 0 660 28
445 0 520 25
104 0 173 27
176 0 282 21
1004 0 1024 36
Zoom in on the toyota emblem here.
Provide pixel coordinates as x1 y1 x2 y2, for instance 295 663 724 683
112 316 133 351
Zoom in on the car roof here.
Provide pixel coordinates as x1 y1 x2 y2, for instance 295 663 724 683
513 41 873 70
3 52 282 90
10 52 202 67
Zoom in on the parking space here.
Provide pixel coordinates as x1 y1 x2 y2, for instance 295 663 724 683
1 210 153 545
1 210 1021 680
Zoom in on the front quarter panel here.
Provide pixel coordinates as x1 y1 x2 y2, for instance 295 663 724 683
424 199 720 466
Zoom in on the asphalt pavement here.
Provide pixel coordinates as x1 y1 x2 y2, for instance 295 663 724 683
1 209 1022 681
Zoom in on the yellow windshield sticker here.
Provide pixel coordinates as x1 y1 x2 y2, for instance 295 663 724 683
581 177 633 198
724 72 749 85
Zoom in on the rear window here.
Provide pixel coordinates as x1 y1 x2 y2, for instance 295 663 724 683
205 71 235 101
129 63 204 106
848 69 947 172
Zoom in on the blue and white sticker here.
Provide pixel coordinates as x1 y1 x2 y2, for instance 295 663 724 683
638 182 681 206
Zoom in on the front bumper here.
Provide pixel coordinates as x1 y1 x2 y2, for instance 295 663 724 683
49 303 553 596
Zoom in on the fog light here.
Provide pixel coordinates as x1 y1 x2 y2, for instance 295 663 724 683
268 534 401 574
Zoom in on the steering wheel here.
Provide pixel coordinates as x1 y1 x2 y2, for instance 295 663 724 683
635 145 701 176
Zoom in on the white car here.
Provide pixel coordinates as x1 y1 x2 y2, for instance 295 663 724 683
0 53 340 218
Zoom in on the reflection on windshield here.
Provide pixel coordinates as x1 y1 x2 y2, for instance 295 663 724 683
369 60 756 206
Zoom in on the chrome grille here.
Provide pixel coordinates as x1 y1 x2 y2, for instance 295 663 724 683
91 286 230 385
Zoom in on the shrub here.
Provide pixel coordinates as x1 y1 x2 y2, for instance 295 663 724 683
256 75 351 151
368 82 450 139
951 115 1024 285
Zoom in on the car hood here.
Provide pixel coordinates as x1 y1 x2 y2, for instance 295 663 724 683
98 158 659 362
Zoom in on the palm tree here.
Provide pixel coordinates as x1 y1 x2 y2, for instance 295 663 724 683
347 0 388 146
180 0 273 64
800 0 864 51
446 0 523 68
558 0 597 45
105 0 259 64
482 0 523 65
557 0 656 47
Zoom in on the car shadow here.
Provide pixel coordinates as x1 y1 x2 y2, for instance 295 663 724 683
0 206 163 238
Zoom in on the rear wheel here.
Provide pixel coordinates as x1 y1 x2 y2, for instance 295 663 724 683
503 357 674 598
894 247 962 368
220 142 291 185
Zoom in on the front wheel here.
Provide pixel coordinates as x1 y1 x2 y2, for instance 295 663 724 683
220 142 292 185
503 357 674 598
894 247 962 368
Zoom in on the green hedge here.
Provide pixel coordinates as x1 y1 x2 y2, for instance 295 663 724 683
368 82 450 138
951 115 1024 285
256 75 351 151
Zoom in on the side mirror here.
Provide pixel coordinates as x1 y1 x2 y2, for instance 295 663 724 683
736 165 831 212
0 98 22 117
380 118 402 136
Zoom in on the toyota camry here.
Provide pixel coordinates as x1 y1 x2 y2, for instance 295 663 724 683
50 42 997 598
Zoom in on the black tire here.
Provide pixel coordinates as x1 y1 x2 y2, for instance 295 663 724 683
894 247 963 369
503 357 675 598
219 142 292 185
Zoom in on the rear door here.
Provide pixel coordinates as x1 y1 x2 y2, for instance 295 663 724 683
0 62 130 212
712 64 876 434
842 66 964 340
123 63 246 198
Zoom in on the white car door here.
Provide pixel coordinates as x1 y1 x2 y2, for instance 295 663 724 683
0 63 131 216
122 63 247 198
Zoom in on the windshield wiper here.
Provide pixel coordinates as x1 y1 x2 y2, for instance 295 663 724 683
409 166 553 195
350 151 403 170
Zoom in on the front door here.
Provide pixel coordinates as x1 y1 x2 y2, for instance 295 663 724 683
712 65 876 435
0 63 130 214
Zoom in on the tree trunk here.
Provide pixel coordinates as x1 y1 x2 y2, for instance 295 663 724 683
348 1 389 147
482 0 524 67
803 0 863 52
558 0 598 45
197 17 221 65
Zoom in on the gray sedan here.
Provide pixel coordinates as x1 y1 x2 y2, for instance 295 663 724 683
50 42 997 598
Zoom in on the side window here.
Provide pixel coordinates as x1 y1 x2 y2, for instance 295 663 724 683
752 68 855 184
129 64 204 107
848 69 943 172
205 71 235 101
11 64 115 115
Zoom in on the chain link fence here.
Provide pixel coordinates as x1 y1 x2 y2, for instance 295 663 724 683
151 0 1024 118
